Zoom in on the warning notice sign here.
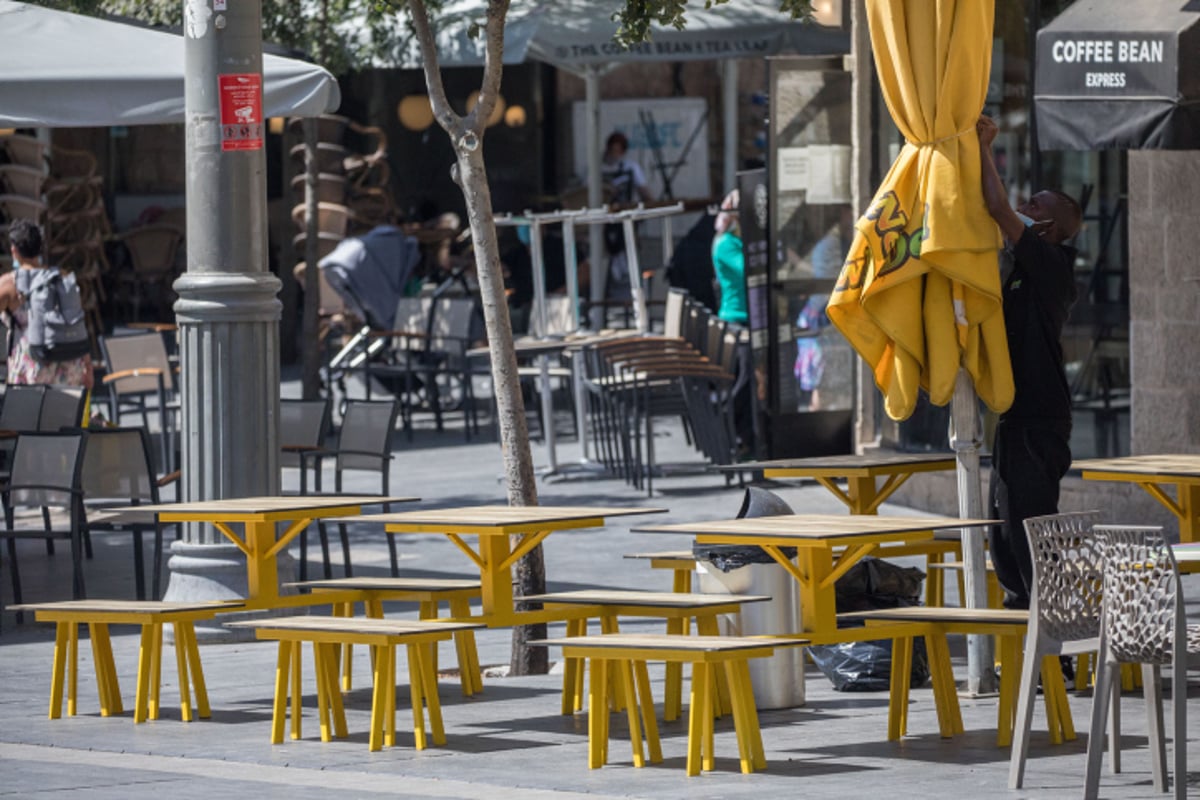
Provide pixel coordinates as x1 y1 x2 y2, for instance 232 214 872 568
218 74 264 152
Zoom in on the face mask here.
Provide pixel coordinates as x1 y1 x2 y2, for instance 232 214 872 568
516 225 531 246
1015 211 1037 227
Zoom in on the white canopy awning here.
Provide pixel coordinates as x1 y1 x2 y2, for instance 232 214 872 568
0 0 340 128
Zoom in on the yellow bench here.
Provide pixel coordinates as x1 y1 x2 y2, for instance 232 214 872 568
288 577 484 695
525 589 770 722
839 606 1074 748
535 633 807 776
15 600 238 724
227 615 485 752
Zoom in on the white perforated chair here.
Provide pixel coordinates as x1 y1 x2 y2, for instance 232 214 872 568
1085 525 1199 800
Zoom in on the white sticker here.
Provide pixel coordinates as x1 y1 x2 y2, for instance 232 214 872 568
214 0 226 9
185 0 213 38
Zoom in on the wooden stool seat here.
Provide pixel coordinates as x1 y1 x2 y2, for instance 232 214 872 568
527 590 770 722
288 577 484 696
840 606 1075 748
16 600 239 724
535 633 807 776
228 616 484 752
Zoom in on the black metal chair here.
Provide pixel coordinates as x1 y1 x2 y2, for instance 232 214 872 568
80 427 176 601
0 431 88 625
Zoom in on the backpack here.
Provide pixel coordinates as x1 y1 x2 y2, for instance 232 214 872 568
22 268 90 363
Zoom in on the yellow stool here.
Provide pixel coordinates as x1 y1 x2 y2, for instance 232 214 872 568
228 615 484 752
17 600 236 723
289 577 484 696
536 633 807 776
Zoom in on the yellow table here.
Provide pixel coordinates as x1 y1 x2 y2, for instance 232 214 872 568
729 453 957 515
1076 455 1200 543
128 495 416 608
353 505 666 625
633 514 993 643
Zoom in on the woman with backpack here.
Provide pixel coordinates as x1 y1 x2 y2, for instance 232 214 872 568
5 219 93 389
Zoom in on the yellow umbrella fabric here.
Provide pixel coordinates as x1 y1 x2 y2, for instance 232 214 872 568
827 0 1012 421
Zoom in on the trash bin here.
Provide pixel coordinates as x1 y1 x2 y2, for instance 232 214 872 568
695 487 806 709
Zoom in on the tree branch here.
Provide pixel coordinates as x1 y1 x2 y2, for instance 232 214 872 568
466 0 511 135
407 0 462 137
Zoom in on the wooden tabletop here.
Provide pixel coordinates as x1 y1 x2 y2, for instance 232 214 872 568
225 615 485 635
717 453 957 474
839 607 1028 625
634 514 995 541
118 495 417 517
1173 543 1200 564
532 633 808 652
524 590 771 608
12 599 242 614
348 504 668 529
1075 454 1200 480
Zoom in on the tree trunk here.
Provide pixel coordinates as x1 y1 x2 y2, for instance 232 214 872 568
408 0 546 676
455 141 546 675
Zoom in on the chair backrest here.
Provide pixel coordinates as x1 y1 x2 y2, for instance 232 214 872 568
1093 524 1181 666
1 134 48 169
121 225 183 279
0 384 46 431
392 296 431 352
7 431 86 509
536 296 576 339
80 426 157 504
429 296 478 354
0 164 46 198
290 202 353 237
280 398 331 469
663 289 687 339
337 399 399 473
1024 510 1105 644
39 385 86 431
101 332 176 397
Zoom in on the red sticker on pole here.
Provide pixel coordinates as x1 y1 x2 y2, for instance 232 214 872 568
218 74 264 152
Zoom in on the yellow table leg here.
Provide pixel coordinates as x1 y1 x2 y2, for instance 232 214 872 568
315 643 332 742
385 645 397 748
368 645 386 752
290 643 302 740
243 519 281 606
687 661 710 776
335 601 354 693
663 617 684 722
1041 656 1064 745
90 623 118 717
49 622 68 720
996 634 1020 747
600 616 626 713
181 623 210 719
421 644 447 747
320 643 348 739
173 622 193 722
67 622 78 717
618 659 645 767
846 475 879 515
271 642 291 744
561 617 583 715
148 623 163 720
1179 483 1200 543
408 643 428 750
888 635 912 740
633 661 662 763
418 601 438 678
737 660 767 770
724 660 754 774
695 615 731 717
448 597 481 696
133 625 153 723
588 657 609 769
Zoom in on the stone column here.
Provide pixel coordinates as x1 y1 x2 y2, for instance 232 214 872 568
163 0 285 628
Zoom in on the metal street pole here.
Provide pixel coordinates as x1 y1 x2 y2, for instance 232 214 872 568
165 0 283 632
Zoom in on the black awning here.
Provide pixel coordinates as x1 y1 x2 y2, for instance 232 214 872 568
1035 0 1200 150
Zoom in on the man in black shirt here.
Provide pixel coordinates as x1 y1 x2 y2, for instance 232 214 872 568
977 115 1082 610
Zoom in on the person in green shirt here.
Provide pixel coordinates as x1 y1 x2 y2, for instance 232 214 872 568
711 189 747 324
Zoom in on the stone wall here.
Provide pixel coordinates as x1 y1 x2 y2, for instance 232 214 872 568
1127 150 1200 455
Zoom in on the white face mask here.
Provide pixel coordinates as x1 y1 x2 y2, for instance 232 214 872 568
1015 211 1037 227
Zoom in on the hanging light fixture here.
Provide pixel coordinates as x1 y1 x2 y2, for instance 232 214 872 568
397 95 435 131
811 0 842 27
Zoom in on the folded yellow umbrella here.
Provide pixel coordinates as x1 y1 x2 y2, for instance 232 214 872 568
827 0 1012 421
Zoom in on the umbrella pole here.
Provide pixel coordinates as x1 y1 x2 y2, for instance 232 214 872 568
950 368 998 695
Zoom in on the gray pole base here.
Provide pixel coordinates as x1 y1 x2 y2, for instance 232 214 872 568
160 539 300 643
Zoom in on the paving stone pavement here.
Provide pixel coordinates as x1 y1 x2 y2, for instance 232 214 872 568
0 386 1196 798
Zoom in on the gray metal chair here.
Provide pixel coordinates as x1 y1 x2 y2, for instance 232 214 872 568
1009 509 1109 789
39 385 87 431
0 385 46 471
280 397 332 582
80 427 175 601
0 431 88 624
313 399 401 578
100 332 178 472
1085 525 1199 800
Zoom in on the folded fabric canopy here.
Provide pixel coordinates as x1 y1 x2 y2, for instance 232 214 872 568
827 0 1011 421
0 0 340 127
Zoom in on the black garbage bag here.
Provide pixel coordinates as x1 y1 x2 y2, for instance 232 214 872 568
808 557 930 691
693 487 796 572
